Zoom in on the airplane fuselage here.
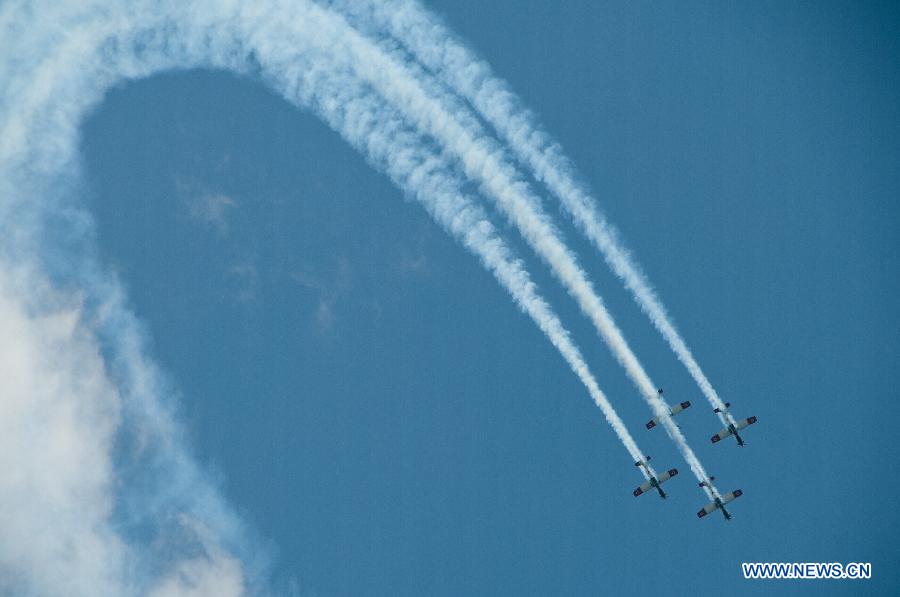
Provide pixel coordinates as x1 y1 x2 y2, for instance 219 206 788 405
634 460 678 500
728 424 745 447
698 488 740 520
714 498 732 520
648 477 667 499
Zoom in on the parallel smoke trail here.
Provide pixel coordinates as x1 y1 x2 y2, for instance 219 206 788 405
314 1 718 495
338 0 735 429
231 0 656 478
0 0 660 592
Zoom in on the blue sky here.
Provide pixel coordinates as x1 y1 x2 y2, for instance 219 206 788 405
77 1 899 595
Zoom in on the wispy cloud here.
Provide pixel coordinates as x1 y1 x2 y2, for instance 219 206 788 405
398 252 427 274
187 192 237 237
313 299 335 330
292 256 353 331
227 260 258 303
175 176 238 237
395 221 434 277
146 517 245 597
0 270 124 596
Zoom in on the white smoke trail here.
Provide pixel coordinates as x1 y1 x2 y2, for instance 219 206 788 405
333 0 736 429
241 9 654 473
294 1 719 495
205 0 657 477
1 0 659 592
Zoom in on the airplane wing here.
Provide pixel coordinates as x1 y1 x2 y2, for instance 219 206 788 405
656 468 679 484
697 490 743 517
712 417 757 443
646 402 691 429
670 401 691 416
721 489 743 504
697 500 719 517
735 416 758 430
633 480 654 496
710 425 733 443
633 469 678 496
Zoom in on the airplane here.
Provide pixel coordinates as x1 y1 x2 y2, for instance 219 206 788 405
697 485 743 521
632 457 679 499
646 389 691 430
710 402 757 447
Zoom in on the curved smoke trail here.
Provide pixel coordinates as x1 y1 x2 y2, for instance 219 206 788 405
0 0 662 593
303 0 718 494
334 0 736 429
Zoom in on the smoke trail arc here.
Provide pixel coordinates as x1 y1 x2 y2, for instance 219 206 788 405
0 1 666 593
301 0 718 495
335 0 736 429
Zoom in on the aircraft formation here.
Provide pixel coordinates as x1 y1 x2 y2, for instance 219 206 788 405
632 390 757 521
